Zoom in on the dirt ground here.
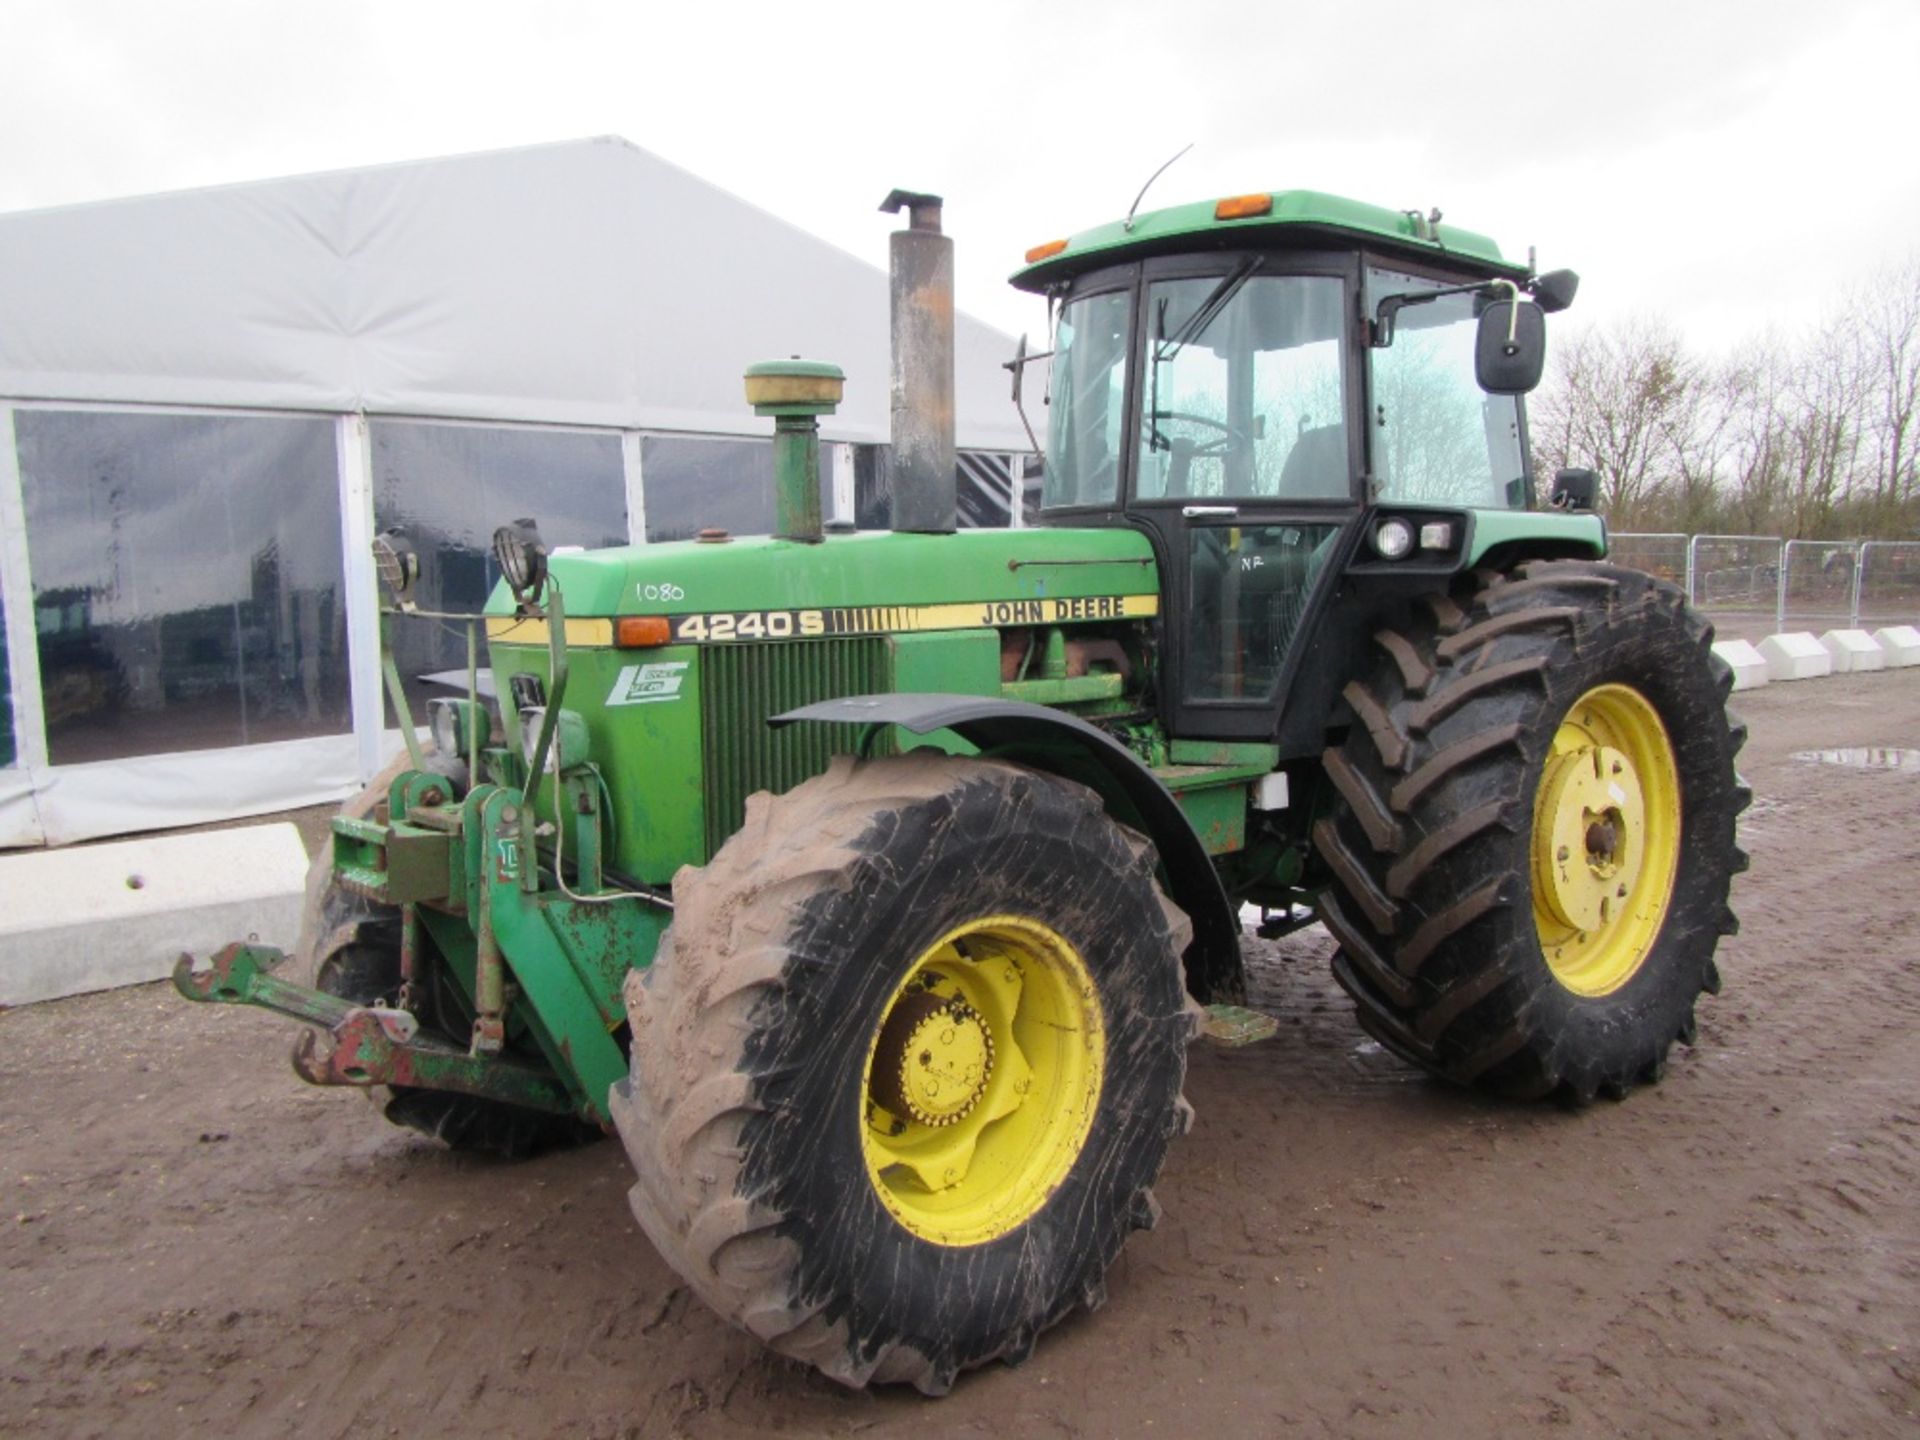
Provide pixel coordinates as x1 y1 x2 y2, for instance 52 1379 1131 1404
3 670 1917 1439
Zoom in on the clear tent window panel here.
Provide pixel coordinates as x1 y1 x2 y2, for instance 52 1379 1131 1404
15 410 348 764
0 599 13 767
372 421 628 716
641 435 846 542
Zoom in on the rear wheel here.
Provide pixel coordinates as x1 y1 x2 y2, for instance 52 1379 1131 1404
611 754 1197 1393
1312 560 1749 1102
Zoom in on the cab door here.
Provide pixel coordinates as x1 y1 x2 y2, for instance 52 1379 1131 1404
1120 253 1365 741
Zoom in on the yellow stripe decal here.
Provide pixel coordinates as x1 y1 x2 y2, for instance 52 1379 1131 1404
485 616 616 647
667 594 1159 645
488 595 1159 649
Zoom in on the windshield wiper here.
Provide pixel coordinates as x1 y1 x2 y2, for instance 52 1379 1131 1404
1147 257 1263 452
1155 256 1264 363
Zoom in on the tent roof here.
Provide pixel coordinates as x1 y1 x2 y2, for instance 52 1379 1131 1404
0 137 1032 450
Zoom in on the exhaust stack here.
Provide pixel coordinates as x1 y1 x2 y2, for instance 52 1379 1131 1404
880 189 956 534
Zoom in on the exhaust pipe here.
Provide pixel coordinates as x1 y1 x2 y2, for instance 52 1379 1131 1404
880 189 956 534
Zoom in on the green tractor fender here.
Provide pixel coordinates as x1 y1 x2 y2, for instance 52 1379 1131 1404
773 695 1244 1003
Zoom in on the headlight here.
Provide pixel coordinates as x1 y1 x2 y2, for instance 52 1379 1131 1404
492 517 548 605
428 698 486 760
518 706 590 773
1372 517 1415 560
519 706 547 769
429 698 462 756
370 528 419 608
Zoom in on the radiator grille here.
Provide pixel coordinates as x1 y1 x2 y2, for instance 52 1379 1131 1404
700 638 892 856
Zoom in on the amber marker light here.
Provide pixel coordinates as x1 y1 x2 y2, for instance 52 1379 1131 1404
1024 239 1069 263
616 615 673 648
1214 194 1274 221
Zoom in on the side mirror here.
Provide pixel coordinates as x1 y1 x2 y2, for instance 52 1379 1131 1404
1532 268 1580 314
1476 300 1547 394
1003 332 1052 457
1549 468 1599 511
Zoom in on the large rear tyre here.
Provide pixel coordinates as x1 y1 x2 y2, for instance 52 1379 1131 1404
1312 560 1749 1102
611 754 1197 1394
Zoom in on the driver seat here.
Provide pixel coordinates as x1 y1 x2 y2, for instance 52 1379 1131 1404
1279 423 1348 498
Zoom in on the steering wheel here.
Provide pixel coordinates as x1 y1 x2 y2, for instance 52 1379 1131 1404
1148 410 1250 457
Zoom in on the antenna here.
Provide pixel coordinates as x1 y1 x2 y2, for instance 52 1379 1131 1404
1123 143 1194 232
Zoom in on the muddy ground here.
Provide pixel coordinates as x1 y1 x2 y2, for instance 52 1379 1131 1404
3 670 1917 1439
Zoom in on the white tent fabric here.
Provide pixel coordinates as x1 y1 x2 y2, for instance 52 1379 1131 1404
0 136 1032 450
0 139 1044 850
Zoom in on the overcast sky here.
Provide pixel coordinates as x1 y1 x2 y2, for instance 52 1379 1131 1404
3 0 1916 352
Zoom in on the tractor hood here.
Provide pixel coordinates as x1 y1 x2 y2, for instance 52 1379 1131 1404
484 526 1160 630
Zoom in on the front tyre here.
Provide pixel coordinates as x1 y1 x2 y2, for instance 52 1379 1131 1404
611 755 1197 1393
1313 560 1749 1102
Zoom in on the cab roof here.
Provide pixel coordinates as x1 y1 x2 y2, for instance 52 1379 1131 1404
1010 189 1529 292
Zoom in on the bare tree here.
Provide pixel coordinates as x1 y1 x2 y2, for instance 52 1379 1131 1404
1534 317 1700 527
1856 255 1920 521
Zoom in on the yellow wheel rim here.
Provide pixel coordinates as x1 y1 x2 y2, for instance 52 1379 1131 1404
1531 683 1682 997
860 915 1105 1247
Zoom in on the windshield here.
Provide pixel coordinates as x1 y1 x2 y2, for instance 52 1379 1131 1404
1041 289 1131 509
1367 268 1527 507
1138 274 1348 502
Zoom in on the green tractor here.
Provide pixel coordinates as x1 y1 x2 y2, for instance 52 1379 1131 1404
177 186 1747 1393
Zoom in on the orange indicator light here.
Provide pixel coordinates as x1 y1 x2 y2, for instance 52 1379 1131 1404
616 615 672 648
1214 194 1274 221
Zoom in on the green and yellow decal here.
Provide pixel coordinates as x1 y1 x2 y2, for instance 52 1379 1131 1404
670 594 1158 644
489 595 1159 648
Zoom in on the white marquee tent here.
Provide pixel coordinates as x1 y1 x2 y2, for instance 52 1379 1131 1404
0 137 1039 847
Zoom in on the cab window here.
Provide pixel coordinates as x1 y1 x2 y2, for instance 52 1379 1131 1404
1137 273 1348 502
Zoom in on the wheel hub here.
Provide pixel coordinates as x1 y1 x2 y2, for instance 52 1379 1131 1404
870 990 995 1127
859 917 1105 1247
1535 742 1646 934
1530 684 1682 998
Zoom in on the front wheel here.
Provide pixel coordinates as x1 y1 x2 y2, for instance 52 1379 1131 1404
610 754 1197 1393
1312 560 1749 1102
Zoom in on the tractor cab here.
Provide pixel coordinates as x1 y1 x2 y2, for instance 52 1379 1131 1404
1012 191 1576 744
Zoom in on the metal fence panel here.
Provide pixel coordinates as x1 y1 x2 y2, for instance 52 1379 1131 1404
1484 528 1914 638
1606 533 1689 592
1778 540 1862 633
1685 535 1782 644
1858 541 1920 629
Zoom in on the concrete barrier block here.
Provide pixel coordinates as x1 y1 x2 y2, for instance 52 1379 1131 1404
1711 638 1770 690
1871 624 1920 667
0 824 308 1006
1710 639 1771 691
1758 632 1833 681
1819 628 1887 673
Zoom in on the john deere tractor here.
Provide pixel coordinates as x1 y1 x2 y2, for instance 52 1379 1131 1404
177 187 1746 1393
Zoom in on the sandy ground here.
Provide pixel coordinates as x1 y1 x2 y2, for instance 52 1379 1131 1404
2 670 1917 1439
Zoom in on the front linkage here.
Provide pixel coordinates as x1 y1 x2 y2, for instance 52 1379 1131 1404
173 941 576 1115
175 550 659 1135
